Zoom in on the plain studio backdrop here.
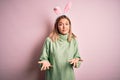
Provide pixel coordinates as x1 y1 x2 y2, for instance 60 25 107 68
0 0 120 80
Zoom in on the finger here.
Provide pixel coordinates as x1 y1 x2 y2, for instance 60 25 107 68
46 66 49 70
70 61 74 64
75 62 77 67
80 59 83 62
38 61 42 64
70 60 75 64
43 66 46 70
49 65 53 67
68 60 72 62
73 62 75 67
42 64 46 71
41 65 44 71
76 63 78 68
48 64 52 68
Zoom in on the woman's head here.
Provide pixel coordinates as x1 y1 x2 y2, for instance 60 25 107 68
49 15 76 42
54 15 71 35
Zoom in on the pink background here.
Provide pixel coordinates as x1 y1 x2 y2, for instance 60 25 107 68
0 0 120 80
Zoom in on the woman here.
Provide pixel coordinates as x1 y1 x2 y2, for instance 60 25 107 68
38 15 83 80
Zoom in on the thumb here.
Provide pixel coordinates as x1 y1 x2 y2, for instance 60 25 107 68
38 61 43 64
68 59 72 62
79 59 83 62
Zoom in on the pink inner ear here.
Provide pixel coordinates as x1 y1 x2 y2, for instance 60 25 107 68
53 7 62 15
64 1 72 13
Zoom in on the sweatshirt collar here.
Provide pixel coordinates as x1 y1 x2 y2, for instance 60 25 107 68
59 34 68 40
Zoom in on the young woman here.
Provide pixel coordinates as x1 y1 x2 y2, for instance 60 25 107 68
38 15 83 80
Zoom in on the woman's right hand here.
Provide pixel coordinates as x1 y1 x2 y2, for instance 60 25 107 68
38 60 52 71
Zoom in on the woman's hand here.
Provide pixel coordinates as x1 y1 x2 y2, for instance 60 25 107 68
38 60 52 71
68 58 83 68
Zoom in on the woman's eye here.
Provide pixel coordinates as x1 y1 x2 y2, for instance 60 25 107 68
58 24 62 26
66 23 69 25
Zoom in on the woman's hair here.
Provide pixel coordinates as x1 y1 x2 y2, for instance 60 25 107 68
49 15 76 42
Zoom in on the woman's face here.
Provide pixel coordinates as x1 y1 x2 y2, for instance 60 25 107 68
58 18 70 35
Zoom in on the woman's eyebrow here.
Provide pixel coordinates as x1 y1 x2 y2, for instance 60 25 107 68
58 22 63 23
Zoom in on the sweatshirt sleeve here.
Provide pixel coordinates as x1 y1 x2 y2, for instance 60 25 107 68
39 37 51 61
73 38 80 59
73 38 81 68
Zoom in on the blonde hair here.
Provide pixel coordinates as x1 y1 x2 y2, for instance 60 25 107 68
49 15 76 42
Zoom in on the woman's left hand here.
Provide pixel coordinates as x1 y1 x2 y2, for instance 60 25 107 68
68 58 83 68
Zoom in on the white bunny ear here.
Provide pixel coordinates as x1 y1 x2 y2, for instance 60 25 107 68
53 6 62 15
64 1 72 13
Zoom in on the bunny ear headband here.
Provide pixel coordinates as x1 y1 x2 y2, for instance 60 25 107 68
53 1 72 16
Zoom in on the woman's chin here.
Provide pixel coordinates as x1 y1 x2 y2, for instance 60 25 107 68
61 33 68 35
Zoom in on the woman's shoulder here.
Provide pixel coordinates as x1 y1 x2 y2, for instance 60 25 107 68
45 37 52 42
72 37 77 41
71 37 79 45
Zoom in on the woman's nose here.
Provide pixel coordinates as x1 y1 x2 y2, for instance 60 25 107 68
63 25 65 29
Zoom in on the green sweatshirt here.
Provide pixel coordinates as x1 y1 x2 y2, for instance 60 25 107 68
39 34 81 80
